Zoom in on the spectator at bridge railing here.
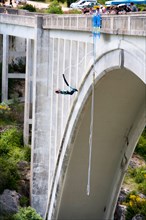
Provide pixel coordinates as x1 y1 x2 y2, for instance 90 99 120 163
104 4 132 14
81 5 107 15
109 6 118 14
102 6 107 13
117 4 131 14
130 2 138 12
82 3 134 15
10 0 13 7
2 0 5 6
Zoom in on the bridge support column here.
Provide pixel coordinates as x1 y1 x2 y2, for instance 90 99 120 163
2 34 9 101
24 38 34 145
31 16 50 218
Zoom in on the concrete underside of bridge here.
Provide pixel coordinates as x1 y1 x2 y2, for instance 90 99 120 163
55 68 146 220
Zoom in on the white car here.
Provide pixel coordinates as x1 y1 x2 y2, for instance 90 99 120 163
78 2 95 9
70 0 96 9
15 0 27 5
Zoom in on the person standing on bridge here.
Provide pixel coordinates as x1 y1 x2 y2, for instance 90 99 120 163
130 2 138 12
10 0 13 7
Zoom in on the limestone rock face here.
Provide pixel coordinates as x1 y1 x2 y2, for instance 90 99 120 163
114 153 146 220
0 189 20 215
114 203 127 220
132 214 145 220
17 161 30 199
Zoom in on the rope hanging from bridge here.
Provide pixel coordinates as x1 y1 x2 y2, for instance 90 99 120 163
87 13 101 196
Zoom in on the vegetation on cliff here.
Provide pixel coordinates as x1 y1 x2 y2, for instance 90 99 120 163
121 127 146 219
12 206 43 220
0 126 30 193
0 100 42 219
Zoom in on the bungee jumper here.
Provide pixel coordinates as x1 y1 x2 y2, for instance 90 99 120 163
55 74 78 95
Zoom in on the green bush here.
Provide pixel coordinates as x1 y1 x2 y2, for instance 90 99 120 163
19 196 29 207
0 127 31 193
0 215 14 220
8 99 24 124
0 127 23 148
125 190 137 203
47 0 63 14
135 127 146 160
0 99 24 125
138 180 146 195
12 207 43 220
137 4 146 11
0 158 20 193
23 146 31 162
19 4 36 12
66 0 74 7
125 193 146 220
126 167 137 178
0 62 2 102
0 127 31 163
135 167 146 184
0 128 23 160
50 0 66 3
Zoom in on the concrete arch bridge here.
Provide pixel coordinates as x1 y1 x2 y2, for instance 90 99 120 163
0 12 146 219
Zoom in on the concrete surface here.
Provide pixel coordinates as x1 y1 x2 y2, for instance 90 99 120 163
0 13 146 219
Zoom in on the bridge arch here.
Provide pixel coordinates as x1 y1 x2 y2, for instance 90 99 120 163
47 43 146 220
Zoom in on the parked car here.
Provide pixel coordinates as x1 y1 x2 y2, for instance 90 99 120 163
79 2 102 14
78 2 95 9
79 1 101 9
15 0 27 5
70 0 96 9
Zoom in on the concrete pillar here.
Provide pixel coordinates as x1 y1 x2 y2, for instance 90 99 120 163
2 34 9 101
31 16 50 218
24 38 33 145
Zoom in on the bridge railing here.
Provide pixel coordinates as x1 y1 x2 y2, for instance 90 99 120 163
0 12 146 36
0 13 35 27
102 14 146 36
43 14 92 31
43 14 146 36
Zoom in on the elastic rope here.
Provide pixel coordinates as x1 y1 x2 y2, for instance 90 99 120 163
87 35 96 196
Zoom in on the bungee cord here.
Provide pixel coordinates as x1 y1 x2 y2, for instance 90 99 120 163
87 71 95 196
87 13 101 196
